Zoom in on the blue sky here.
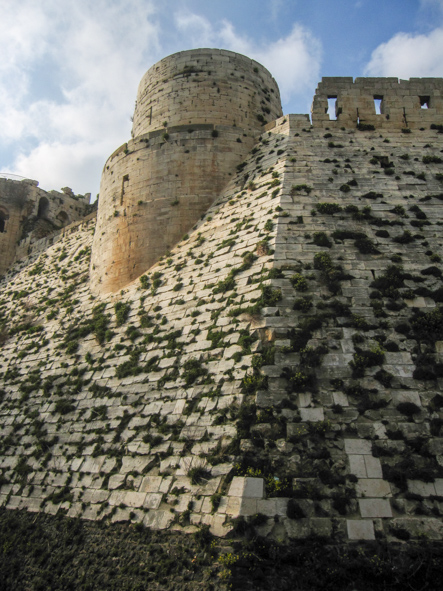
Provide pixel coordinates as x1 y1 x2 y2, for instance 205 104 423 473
2 0 443 198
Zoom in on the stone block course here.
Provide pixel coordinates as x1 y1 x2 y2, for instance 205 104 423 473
1 63 443 546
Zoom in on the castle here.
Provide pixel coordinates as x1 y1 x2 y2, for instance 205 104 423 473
0 176 91 278
1 48 443 567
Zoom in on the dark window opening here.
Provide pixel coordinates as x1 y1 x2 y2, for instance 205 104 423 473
121 175 130 206
0 208 9 233
374 95 383 115
420 96 430 109
37 197 50 219
327 96 338 120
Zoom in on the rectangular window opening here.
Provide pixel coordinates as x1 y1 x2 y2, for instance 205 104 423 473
121 175 129 205
327 96 338 120
373 95 383 115
420 96 430 109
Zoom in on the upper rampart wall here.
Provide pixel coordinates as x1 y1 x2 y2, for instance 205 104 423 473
0 178 91 277
312 77 443 129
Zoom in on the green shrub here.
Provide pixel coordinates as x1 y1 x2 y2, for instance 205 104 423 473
290 273 308 291
114 301 131 326
291 184 312 195
354 236 379 254
350 345 385 377
182 359 208 386
54 398 75 415
313 232 332 248
293 297 313 312
411 307 443 341
361 191 383 199
316 203 342 215
188 466 211 484
423 155 443 164
140 275 150 289
370 265 405 298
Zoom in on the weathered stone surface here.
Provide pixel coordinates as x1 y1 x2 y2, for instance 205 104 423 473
1 59 443 547
228 477 265 499
359 499 392 518
356 479 392 498
347 520 375 540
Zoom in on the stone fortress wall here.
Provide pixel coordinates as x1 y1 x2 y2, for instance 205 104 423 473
3 50 443 549
90 49 282 295
0 177 91 277
312 77 443 129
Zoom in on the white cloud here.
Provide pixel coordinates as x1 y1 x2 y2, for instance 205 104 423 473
364 27 443 78
0 3 322 197
420 0 443 11
13 141 109 197
0 0 160 195
175 13 322 104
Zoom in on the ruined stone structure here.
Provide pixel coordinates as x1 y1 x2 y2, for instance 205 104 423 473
90 49 282 295
2 51 443 584
0 176 91 277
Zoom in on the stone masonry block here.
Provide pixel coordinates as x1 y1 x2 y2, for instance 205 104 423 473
349 455 367 478
347 520 375 540
344 439 372 455
299 408 324 422
359 499 392 518
364 456 383 479
228 477 265 498
356 479 392 498
407 480 436 496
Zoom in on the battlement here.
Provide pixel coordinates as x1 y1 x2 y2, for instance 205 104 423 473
312 76 443 129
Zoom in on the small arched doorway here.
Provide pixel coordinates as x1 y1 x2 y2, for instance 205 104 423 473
37 197 50 219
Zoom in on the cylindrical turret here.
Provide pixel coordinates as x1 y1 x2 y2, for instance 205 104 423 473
90 49 282 295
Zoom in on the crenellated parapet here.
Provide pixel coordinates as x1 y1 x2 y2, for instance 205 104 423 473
311 76 443 129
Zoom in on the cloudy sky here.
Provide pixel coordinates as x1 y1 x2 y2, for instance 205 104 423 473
2 0 443 198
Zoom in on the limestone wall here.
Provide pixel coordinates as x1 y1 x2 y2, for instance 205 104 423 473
90 49 282 295
0 178 91 277
2 117 443 543
132 48 281 137
312 77 443 129
0 180 30 277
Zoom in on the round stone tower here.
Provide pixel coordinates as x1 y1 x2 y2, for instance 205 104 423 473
90 48 282 295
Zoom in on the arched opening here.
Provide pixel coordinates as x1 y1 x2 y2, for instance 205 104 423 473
37 197 50 219
57 210 69 225
0 208 9 233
